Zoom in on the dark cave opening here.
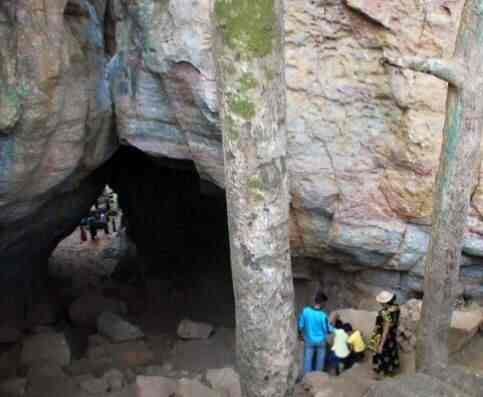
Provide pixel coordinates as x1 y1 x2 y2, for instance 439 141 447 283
105 146 235 328
0 146 237 374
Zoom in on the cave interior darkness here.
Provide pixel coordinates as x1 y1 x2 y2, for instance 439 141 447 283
106 146 235 327
45 145 237 338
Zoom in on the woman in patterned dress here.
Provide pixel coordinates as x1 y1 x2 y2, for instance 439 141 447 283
368 291 400 379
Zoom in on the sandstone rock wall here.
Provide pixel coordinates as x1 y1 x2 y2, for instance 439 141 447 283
1 0 483 302
0 1 117 266
109 0 482 299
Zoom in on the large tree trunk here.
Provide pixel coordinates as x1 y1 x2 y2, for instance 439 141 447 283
212 1 297 396
386 0 483 370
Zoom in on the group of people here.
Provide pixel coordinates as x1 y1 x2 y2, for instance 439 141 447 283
298 290 400 380
79 198 118 242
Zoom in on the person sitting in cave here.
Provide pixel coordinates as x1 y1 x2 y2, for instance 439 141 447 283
298 291 333 375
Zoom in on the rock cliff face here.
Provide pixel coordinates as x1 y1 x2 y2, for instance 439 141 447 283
0 0 117 323
1 0 482 303
108 0 482 300
0 0 116 310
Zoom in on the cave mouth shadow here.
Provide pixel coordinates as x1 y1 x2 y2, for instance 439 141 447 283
106 146 235 331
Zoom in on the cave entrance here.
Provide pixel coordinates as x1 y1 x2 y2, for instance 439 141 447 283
105 146 236 372
42 146 236 373
107 146 235 332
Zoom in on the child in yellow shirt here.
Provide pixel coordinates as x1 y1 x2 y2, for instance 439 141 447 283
346 324 366 367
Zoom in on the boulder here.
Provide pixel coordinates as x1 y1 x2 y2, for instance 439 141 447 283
78 374 109 395
177 319 214 340
205 367 242 397
21 333 71 367
399 301 483 353
97 312 144 342
135 376 177 397
449 310 483 353
103 368 125 392
69 295 127 328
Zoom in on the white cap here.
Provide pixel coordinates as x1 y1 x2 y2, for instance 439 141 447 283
376 290 395 304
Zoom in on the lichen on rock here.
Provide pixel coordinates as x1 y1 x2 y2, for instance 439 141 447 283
214 0 276 58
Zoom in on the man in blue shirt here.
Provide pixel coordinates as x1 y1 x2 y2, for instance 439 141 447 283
298 292 333 375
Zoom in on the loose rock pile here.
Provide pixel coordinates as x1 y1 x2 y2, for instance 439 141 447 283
0 294 232 397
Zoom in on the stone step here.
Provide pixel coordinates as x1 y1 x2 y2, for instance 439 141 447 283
364 373 473 397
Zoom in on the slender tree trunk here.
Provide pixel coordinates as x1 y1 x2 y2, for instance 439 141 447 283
385 0 483 370
212 1 297 396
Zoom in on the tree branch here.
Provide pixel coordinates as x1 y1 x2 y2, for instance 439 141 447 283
382 52 464 88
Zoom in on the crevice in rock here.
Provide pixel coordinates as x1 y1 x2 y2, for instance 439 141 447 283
104 0 117 57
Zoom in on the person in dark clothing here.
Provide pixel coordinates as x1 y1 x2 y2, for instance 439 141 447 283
79 218 88 243
99 210 109 235
368 291 400 379
87 215 97 241
80 225 87 242
109 209 118 233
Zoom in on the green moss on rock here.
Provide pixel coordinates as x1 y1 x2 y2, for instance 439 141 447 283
214 0 276 58
248 175 265 201
239 73 258 91
230 95 256 120
264 67 275 81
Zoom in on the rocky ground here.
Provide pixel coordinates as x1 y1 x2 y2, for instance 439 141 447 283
0 230 481 397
